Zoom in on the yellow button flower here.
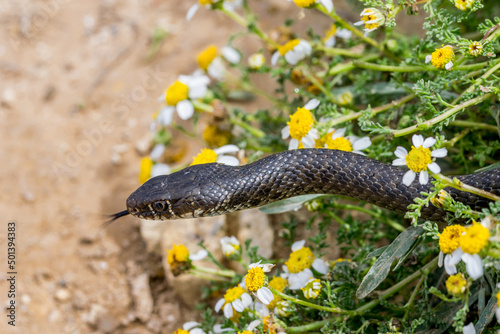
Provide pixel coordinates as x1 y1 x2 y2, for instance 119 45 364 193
425 45 455 70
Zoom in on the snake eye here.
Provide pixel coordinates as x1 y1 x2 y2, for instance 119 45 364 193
129 207 140 214
153 201 168 213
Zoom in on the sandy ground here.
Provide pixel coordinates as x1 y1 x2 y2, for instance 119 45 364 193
0 1 354 333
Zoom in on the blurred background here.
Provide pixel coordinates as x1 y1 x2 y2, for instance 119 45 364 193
0 0 421 333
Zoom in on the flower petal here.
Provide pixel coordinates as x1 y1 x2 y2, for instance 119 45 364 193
186 4 199 21
292 240 306 251
352 136 371 151
221 46 241 64
336 28 352 39
217 155 240 166
281 125 290 139
232 299 244 313
214 144 239 154
423 137 436 148
312 258 328 274
150 143 165 161
431 148 448 158
289 138 299 150
151 163 171 178
427 162 441 174
412 134 424 148
402 170 416 186
462 253 483 280
462 323 476 334
271 51 280 66
190 249 208 261
247 319 263 331
256 287 274 305
444 254 458 275
331 127 346 139
304 98 320 110
241 293 253 307
288 269 313 290
176 100 194 120
183 321 200 331
392 158 407 166
302 135 315 148
419 171 429 185
319 0 333 13
223 303 233 318
425 55 432 63
394 146 408 158
157 106 175 126
215 298 225 312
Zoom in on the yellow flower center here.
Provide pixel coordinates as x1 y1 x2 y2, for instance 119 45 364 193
199 0 213 5
197 45 218 71
191 148 218 166
138 157 153 184
238 331 253 334
285 247 314 273
446 273 467 296
275 300 293 317
324 25 337 40
165 80 189 106
497 290 500 307
454 0 473 11
245 267 266 292
267 276 288 308
430 46 455 69
174 329 190 334
332 258 351 267
278 39 300 56
438 225 465 254
287 107 314 140
167 244 190 265
203 124 232 147
361 9 380 29
326 136 353 152
469 42 483 57
223 285 246 303
293 0 316 8
405 145 432 172
301 278 321 299
461 222 490 254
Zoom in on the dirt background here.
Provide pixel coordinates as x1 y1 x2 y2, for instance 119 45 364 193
0 1 418 333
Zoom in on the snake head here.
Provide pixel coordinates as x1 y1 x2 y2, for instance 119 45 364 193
126 165 215 220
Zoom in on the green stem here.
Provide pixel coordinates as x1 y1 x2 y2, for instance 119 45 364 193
188 270 229 282
452 59 500 105
333 204 405 232
229 117 266 138
287 319 336 333
432 173 500 202
328 54 380 76
191 265 236 278
268 286 351 314
240 80 290 112
300 67 337 103
392 93 493 137
353 257 439 315
315 43 366 58
329 93 416 127
220 7 277 48
402 272 426 323
449 120 498 132
353 58 500 73
315 4 395 61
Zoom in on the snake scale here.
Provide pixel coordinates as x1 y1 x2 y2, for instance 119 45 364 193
112 149 500 222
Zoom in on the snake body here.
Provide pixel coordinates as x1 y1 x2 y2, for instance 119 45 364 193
120 149 500 222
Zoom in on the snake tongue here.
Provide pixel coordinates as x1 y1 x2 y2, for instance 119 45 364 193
102 210 130 228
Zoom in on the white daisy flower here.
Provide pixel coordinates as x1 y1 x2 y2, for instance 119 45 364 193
462 323 476 334
245 262 275 305
281 99 320 150
187 0 243 21
181 321 206 334
281 240 328 290
271 39 312 66
392 134 447 186
353 8 385 37
220 236 241 258
321 127 371 155
191 145 240 166
323 25 352 47
288 0 333 13
158 73 210 125
214 285 253 319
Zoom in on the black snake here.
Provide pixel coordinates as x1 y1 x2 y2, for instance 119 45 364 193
111 149 500 222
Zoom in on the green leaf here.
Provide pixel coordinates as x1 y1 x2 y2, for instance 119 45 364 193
356 225 423 299
258 195 327 214
365 246 388 259
475 295 498 334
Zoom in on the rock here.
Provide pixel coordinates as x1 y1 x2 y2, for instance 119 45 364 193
146 315 162 333
161 215 226 307
135 132 153 155
140 220 167 255
130 273 153 323
71 290 88 310
83 304 107 327
157 298 181 326
54 288 71 302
